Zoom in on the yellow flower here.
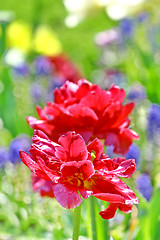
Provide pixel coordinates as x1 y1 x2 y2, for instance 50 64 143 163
6 21 32 53
33 25 62 56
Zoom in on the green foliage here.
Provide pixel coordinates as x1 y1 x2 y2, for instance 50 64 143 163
0 164 72 239
0 0 114 79
135 189 160 240
120 23 160 104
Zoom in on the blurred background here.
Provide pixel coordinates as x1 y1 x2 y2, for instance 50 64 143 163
1 0 160 239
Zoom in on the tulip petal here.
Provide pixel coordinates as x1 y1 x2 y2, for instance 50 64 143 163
118 203 133 213
87 138 103 160
57 132 88 161
109 84 126 103
111 158 136 178
94 193 125 203
99 203 118 219
53 183 82 209
19 151 50 181
61 160 94 180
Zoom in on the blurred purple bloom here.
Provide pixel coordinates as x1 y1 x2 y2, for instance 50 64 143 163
30 82 46 104
137 12 150 23
147 26 160 53
107 143 140 166
147 104 160 141
119 18 134 37
48 77 65 102
105 70 126 88
0 147 10 168
13 62 30 77
125 143 140 165
94 29 121 47
9 134 31 164
136 174 153 201
127 86 146 101
49 76 64 90
33 56 52 76
106 145 115 158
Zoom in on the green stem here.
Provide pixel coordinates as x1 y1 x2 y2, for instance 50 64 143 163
99 201 110 240
90 196 98 240
0 23 7 56
103 218 110 240
72 204 81 240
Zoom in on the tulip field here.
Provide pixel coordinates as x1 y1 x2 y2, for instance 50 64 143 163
1 0 160 240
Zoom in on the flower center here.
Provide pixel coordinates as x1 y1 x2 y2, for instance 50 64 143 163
65 172 84 188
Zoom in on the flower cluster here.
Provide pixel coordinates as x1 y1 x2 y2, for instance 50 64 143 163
20 130 138 219
125 143 140 166
20 79 139 219
27 79 139 155
147 104 160 141
0 134 31 168
9 134 31 163
136 174 153 201
0 147 10 168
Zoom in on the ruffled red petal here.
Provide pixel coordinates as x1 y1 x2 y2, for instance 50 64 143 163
53 183 82 209
57 131 88 162
99 203 118 219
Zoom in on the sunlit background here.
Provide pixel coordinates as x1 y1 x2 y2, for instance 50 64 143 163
1 0 160 239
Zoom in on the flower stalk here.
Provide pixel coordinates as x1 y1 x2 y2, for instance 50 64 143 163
72 204 81 240
90 196 98 240
103 217 110 240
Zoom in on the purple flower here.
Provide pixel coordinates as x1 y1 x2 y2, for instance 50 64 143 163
119 18 134 38
13 62 30 77
147 26 160 53
106 145 115 158
125 143 140 165
136 174 153 201
147 104 160 141
30 82 46 104
33 56 52 76
48 77 65 101
9 134 31 164
0 147 10 168
127 85 146 101
137 12 150 23
105 70 127 88
107 143 140 166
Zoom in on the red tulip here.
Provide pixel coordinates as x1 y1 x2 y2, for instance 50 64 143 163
32 173 55 198
19 130 138 219
27 79 138 154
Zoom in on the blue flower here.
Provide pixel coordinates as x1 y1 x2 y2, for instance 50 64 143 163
9 134 31 164
33 56 52 76
30 81 46 104
0 147 10 168
107 143 140 166
147 104 160 141
125 143 140 165
137 12 150 23
48 77 65 101
105 70 127 88
13 62 29 77
119 18 134 38
136 174 153 201
106 145 115 158
127 86 146 101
